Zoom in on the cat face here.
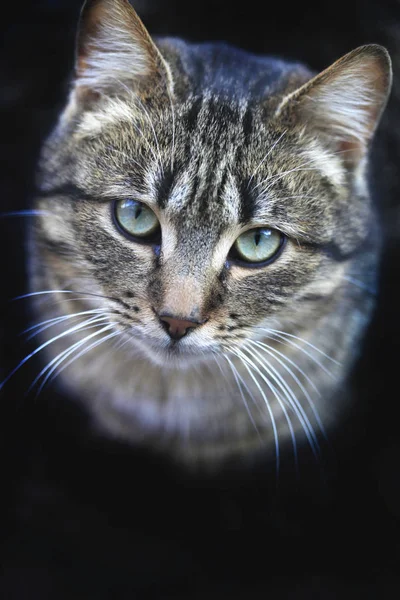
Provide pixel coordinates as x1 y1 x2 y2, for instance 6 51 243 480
35 96 364 368
29 0 392 464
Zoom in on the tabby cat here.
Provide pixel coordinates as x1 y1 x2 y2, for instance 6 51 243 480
26 0 391 467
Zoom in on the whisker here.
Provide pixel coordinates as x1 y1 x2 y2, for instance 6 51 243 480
167 87 176 171
112 332 133 352
250 339 328 442
108 76 160 168
235 346 298 459
254 337 322 397
131 123 159 168
342 275 377 295
22 309 107 339
54 297 119 307
106 145 143 171
33 325 117 397
13 290 78 301
135 96 164 177
29 322 112 394
265 328 341 368
269 194 321 202
247 130 287 188
240 344 320 460
252 164 317 193
222 353 261 437
12 289 119 303
0 210 51 219
229 348 281 475
0 315 109 390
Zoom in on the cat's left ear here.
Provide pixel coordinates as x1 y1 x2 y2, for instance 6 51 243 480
276 45 392 168
73 0 173 102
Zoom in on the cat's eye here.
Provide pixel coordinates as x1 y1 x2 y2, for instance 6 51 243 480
230 228 284 266
114 199 160 242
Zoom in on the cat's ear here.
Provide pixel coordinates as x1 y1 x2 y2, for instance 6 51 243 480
276 45 392 168
73 0 172 102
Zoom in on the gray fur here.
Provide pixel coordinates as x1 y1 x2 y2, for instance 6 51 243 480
29 0 392 467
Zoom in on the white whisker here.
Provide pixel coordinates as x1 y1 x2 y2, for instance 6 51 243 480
106 145 143 171
29 322 113 394
247 130 287 188
254 337 322 397
12 289 118 303
229 348 281 474
266 328 341 368
250 339 328 441
0 315 109 390
22 309 108 339
107 76 161 168
0 210 52 218
135 96 164 176
34 326 118 397
235 346 299 470
342 275 376 295
252 164 318 194
222 353 261 437
168 89 176 171
240 344 320 460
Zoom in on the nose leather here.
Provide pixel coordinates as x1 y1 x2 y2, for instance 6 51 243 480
159 315 201 340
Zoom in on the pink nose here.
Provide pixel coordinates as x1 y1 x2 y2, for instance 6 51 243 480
158 315 202 340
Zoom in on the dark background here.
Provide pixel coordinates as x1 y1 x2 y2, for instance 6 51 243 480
1 1 400 597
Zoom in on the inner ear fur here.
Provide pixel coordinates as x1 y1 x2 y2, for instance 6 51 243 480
276 45 392 167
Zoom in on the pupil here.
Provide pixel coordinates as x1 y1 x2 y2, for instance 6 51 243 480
134 205 142 220
254 232 261 246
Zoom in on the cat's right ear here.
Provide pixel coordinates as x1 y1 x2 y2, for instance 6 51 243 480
72 0 173 104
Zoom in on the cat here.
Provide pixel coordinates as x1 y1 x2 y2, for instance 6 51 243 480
25 0 391 469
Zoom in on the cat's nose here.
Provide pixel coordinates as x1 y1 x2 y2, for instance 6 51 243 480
158 314 203 340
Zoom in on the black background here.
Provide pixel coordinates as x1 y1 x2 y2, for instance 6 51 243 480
1 1 400 597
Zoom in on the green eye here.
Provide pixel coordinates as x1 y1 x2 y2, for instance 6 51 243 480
114 199 160 240
232 228 284 265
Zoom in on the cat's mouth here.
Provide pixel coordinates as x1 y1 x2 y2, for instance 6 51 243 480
125 329 216 368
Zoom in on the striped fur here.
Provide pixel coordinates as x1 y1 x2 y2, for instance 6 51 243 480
29 0 392 466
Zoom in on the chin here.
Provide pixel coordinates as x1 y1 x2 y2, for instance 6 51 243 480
130 335 217 369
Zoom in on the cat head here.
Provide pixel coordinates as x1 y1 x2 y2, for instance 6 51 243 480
30 0 391 462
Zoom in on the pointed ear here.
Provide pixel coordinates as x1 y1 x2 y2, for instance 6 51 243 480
276 45 392 167
74 0 172 101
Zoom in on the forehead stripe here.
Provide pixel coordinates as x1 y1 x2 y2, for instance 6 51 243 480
242 105 253 143
183 96 204 134
157 169 175 209
238 179 258 224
